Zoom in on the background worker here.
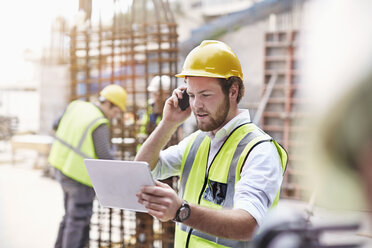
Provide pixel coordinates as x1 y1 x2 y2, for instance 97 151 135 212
136 75 174 247
137 75 174 147
135 40 287 247
137 75 185 245
48 84 127 248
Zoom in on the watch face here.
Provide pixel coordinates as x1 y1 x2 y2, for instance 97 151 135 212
178 203 190 221
179 207 189 220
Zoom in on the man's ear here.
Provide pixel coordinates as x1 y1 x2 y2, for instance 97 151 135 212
101 100 112 112
105 101 115 109
229 83 239 100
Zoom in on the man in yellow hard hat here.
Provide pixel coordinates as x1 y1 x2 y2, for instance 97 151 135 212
135 40 287 247
48 84 127 248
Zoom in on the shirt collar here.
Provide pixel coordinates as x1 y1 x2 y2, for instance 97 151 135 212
205 109 251 140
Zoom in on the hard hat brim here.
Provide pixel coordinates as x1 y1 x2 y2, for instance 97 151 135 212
175 71 228 79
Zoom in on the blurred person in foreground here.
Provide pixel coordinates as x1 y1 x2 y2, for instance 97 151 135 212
251 0 372 247
319 75 372 219
252 77 372 248
48 84 127 248
135 40 288 247
300 0 372 216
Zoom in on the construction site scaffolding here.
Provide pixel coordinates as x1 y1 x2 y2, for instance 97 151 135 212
259 30 309 200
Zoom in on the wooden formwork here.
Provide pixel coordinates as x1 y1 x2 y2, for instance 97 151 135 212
261 30 309 200
68 0 179 247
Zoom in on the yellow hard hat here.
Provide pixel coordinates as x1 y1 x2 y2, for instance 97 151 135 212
176 40 243 80
100 84 127 111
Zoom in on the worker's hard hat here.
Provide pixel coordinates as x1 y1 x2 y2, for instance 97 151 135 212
147 75 171 92
176 40 243 80
100 84 127 111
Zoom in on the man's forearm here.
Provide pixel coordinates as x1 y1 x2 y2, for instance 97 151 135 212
135 120 179 169
184 205 257 241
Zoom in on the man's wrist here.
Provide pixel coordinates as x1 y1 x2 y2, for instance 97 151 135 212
158 119 179 132
173 200 191 223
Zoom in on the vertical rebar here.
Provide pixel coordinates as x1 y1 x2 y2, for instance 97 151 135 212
68 1 178 246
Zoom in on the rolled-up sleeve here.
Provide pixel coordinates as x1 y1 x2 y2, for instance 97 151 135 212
233 141 283 227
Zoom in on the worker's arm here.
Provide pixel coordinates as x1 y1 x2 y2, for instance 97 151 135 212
137 181 257 240
185 203 257 240
92 124 115 160
52 105 69 131
135 87 191 169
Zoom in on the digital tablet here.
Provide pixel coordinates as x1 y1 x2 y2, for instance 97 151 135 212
84 159 155 212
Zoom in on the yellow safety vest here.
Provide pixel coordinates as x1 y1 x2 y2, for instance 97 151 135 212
139 105 162 135
137 105 162 151
48 100 109 187
175 123 287 248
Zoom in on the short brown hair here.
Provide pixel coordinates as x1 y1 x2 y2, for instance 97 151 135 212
218 76 245 103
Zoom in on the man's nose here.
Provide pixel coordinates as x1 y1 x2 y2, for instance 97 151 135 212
192 96 203 109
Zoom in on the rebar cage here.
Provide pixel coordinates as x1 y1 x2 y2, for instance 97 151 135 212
69 0 178 247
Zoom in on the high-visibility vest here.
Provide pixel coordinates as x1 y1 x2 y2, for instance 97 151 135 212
48 100 109 187
137 105 162 151
139 105 162 135
175 123 287 248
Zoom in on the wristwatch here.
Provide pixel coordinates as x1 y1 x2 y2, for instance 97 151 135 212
173 200 191 222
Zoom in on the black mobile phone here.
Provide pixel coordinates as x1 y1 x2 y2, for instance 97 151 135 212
178 90 190 111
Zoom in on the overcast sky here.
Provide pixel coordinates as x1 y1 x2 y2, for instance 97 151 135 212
0 0 77 85
0 0 134 86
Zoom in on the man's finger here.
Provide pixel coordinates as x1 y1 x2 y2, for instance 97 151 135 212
143 200 168 212
141 184 170 196
155 180 170 188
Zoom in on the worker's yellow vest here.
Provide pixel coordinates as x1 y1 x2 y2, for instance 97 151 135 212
139 105 162 135
48 100 109 187
137 105 162 151
175 123 287 248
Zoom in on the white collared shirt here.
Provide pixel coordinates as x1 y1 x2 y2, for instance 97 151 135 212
152 109 283 227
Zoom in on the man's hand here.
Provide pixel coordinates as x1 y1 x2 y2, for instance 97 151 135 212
137 180 182 222
134 86 191 168
162 86 192 126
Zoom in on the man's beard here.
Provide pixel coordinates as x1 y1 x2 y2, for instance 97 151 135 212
195 94 230 132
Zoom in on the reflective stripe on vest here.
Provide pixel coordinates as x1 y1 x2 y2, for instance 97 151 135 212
175 123 287 248
54 116 105 159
